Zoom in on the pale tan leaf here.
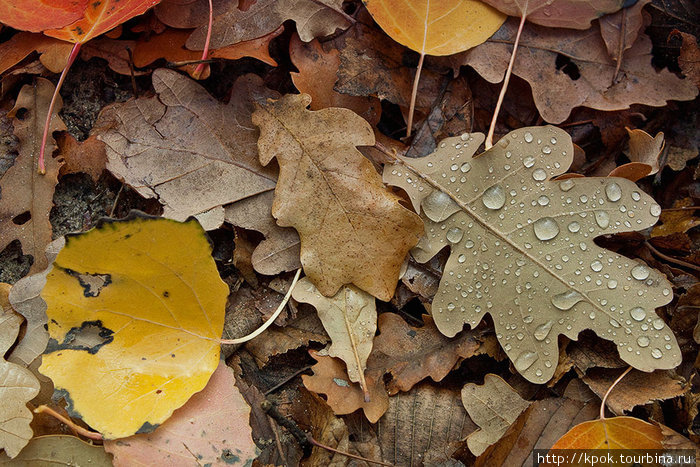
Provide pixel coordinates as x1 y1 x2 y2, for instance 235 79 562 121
624 127 665 175
0 435 112 465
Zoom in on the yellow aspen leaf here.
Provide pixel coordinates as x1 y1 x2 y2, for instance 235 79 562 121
39 213 228 439
549 416 663 450
362 0 506 56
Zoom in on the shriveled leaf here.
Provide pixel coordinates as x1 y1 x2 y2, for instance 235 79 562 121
293 278 375 395
462 374 530 456
385 126 680 383
1 78 65 274
0 435 112 465
624 127 665 175
482 0 626 29
39 214 228 439
462 19 698 123
550 416 663 449
302 351 388 423
1 293 40 458
676 31 700 88
253 93 423 301
363 0 506 56
599 0 651 62
98 69 277 229
0 1 87 33
104 360 257 466
187 0 352 49
368 312 484 395
0 32 73 76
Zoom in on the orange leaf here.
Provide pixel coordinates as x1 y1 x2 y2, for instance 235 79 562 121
0 0 87 33
550 416 663 450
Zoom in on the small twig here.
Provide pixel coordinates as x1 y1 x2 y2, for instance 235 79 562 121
309 437 393 466
193 0 213 79
612 7 627 85
110 184 124 217
268 415 288 466
264 365 313 395
406 52 425 138
645 241 700 272
600 366 632 419
167 58 216 68
661 206 700 212
219 268 301 345
125 46 138 95
34 405 103 441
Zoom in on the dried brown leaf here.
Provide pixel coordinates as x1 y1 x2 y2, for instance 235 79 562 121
675 30 700 88
0 32 72 75
652 198 700 237
599 0 651 62
624 127 665 175
482 0 627 29
56 134 107 182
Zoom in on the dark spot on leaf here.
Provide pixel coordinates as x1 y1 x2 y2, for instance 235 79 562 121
220 449 240 464
62 267 112 297
171 353 176 358
156 389 162 394
163 290 170 297
136 421 159 434
12 211 31 225
45 320 114 355
407 330 417 338
555 54 580 80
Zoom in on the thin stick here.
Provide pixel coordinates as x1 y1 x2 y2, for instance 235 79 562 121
485 12 527 150
600 366 632 419
406 52 425 138
612 7 627 84
264 365 313 395
219 268 302 345
39 42 81 174
645 241 700 272
661 206 700 212
309 438 394 466
193 0 213 79
34 405 103 440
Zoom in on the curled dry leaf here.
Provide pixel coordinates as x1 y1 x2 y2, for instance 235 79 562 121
104 361 257 467
292 277 376 395
0 434 112 465
253 93 423 301
1 78 65 274
675 31 700 88
39 214 228 438
482 0 627 29
462 19 698 123
461 374 530 456
385 126 680 383
623 127 665 175
363 0 506 56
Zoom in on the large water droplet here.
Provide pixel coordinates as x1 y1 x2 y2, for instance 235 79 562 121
637 336 650 347
631 264 650 280
460 162 471 173
595 211 610 229
483 184 506 210
559 179 574 191
650 204 661 217
651 348 662 359
567 221 580 233
446 227 464 244
605 182 622 202
523 156 535 168
524 132 534 143
652 318 665 330
532 168 547 181
513 351 538 371
534 320 554 341
534 217 559 241
551 290 584 310
538 195 550 206
630 307 646 321
542 145 552 154
590 260 603 272
458 254 467 263
423 190 459 222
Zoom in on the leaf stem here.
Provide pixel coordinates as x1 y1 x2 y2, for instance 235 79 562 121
34 404 103 440
600 366 632 419
39 42 81 174
645 241 700 273
309 437 393 466
485 13 527 150
219 268 302 345
406 52 425 138
193 0 213 79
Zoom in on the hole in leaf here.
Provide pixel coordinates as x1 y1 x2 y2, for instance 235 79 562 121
45 320 114 355
14 108 28 120
555 54 581 80
12 211 31 225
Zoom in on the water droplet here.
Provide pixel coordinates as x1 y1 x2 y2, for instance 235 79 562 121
538 195 550 206
524 132 533 143
551 290 583 310
579 195 588 203
460 133 469 141
465 240 475 249
651 348 663 359
595 211 610 229
450 164 458 171
483 184 506 210
513 351 538 371
458 254 467 263
534 217 560 241
423 190 459 222
447 303 456 311
662 288 670 296
631 264 650 280
446 227 464 243
532 168 547 181
610 318 621 328
523 156 535 168
567 221 580 233
605 182 622 202
652 319 665 330
631 191 641 201
560 179 574 191
637 336 650 347
542 145 552 154
590 260 603 272
460 162 471 173
607 280 618 289
630 307 646 321
650 204 661 216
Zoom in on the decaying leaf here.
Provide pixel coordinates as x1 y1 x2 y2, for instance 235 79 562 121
385 126 681 383
293 277 376 395
550 416 663 449
599 0 651 63
652 198 700 237
0 435 112 465
253 93 423 301
104 360 257 466
98 69 277 230
56 133 107 182
675 30 700 88
0 289 40 458
0 78 65 274
363 0 506 56
623 127 665 175
0 32 73 76
462 19 698 123
482 0 627 29
39 214 229 439
462 374 530 456
302 351 388 423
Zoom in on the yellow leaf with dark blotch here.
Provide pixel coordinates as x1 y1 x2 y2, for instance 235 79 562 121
39 213 228 439
253 94 423 301
550 416 663 449
385 127 680 384
363 0 506 56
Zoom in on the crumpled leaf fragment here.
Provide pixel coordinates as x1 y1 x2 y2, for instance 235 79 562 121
253 93 423 301
462 374 530 456
39 213 228 439
385 126 680 383
652 198 700 237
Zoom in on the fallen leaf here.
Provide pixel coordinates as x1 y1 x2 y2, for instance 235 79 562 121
461 374 530 456
98 69 278 229
461 19 698 123
675 30 700 88
385 126 680 383
363 0 506 56
599 0 651 63
0 291 40 458
254 93 423 301
550 416 663 449
652 198 700 237
104 360 257 466
155 0 229 29
568 336 625 373
302 351 388 423
623 127 665 175
39 214 229 438
1 78 65 274
56 133 107 182
667 145 698 172
80 38 146 76
293 278 376 394
368 312 483 395
0 32 73 76
0 1 87 33
0 435 112 465
186 0 352 50
482 0 626 29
